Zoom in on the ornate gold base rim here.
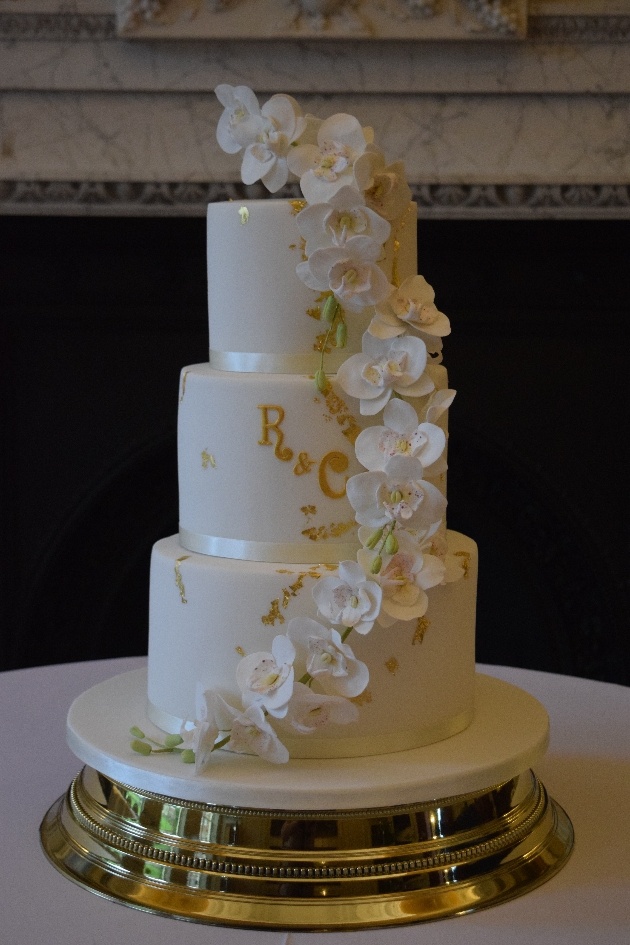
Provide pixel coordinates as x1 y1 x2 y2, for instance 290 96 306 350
40 766 573 930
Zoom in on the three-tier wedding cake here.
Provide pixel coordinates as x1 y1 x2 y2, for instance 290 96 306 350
145 85 478 766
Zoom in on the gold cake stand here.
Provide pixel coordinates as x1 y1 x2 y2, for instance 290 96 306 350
40 671 574 929
41 765 573 930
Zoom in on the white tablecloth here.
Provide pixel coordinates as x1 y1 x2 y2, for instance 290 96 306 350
2 658 629 944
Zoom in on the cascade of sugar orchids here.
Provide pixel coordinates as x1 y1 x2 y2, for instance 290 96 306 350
133 86 464 769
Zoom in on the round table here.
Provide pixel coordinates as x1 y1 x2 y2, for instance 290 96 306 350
2 657 629 945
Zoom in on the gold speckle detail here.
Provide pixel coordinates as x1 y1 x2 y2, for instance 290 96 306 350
301 505 317 521
351 689 372 706
174 556 190 604
322 389 361 444
238 206 249 224
201 450 216 469
385 657 400 675
454 550 472 578
302 520 355 542
235 645 245 657
289 199 307 215
413 617 430 645
262 599 285 627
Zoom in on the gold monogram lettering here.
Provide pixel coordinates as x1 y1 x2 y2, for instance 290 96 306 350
318 451 349 499
294 452 315 476
257 404 293 462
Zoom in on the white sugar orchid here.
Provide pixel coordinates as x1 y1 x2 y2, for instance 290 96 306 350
296 235 392 313
357 528 446 627
288 617 369 698
295 185 391 256
423 388 457 425
336 332 435 415
179 685 221 773
215 85 306 193
370 275 451 343
235 635 295 719
279 682 359 734
312 560 382 635
354 398 447 477
346 455 446 535
287 112 374 204
211 694 290 764
354 152 412 222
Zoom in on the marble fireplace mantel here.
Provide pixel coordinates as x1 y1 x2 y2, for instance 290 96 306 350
1 0 629 217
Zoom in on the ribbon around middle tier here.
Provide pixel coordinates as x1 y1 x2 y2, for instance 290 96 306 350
179 526 359 564
209 348 351 374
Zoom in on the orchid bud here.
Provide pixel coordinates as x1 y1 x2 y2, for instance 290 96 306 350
131 739 152 756
371 555 382 575
385 532 399 555
130 726 145 739
335 321 347 348
164 734 184 749
181 749 196 764
366 528 384 549
315 368 329 393
322 295 339 323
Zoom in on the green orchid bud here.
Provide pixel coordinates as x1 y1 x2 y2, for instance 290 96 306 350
322 295 339 324
164 734 184 749
385 532 399 555
131 739 152 756
129 726 145 739
335 321 347 348
366 527 384 549
315 368 329 393
371 555 383 575
181 749 196 764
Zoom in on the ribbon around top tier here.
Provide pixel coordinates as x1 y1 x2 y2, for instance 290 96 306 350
209 348 351 374
179 526 359 564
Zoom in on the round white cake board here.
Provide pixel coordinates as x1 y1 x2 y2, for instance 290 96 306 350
67 669 549 809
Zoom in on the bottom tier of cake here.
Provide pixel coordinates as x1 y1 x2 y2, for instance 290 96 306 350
147 531 478 758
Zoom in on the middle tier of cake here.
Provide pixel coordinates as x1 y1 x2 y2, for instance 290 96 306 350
177 364 448 564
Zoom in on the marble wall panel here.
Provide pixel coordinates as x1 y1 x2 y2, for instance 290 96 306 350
2 90 629 186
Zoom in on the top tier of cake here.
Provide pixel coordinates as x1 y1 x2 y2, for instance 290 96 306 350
206 199 418 374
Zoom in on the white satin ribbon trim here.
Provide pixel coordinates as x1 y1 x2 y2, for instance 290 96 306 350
179 525 358 564
209 348 349 374
147 699 474 758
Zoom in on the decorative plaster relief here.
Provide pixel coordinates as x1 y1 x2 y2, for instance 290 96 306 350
113 0 526 40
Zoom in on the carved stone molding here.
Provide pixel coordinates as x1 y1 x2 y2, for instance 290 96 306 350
2 9 630 41
2 180 629 218
114 0 527 39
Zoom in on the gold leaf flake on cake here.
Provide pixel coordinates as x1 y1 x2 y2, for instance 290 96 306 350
174 556 190 604
351 689 372 706
413 617 430 645
235 645 245 657
301 505 317 521
261 599 285 627
453 550 472 578
201 450 216 469
289 199 307 215
385 656 400 675
301 520 355 542
322 389 361 444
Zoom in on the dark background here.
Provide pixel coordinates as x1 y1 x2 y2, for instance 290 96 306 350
2 215 628 684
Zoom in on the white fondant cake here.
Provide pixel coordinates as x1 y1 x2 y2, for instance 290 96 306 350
144 87 479 768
